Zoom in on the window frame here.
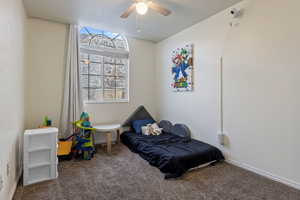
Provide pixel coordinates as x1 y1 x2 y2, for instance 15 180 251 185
78 26 130 104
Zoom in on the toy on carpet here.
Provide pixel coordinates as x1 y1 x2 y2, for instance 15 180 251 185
73 112 96 160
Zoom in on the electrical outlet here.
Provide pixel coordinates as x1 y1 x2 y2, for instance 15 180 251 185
6 163 10 177
217 131 229 146
0 174 3 192
217 133 225 145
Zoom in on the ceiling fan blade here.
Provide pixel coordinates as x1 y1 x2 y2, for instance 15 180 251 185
148 1 171 16
120 4 136 18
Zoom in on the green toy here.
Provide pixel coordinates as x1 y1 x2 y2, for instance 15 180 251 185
43 116 48 126
43 116 52 127
73 112 96 160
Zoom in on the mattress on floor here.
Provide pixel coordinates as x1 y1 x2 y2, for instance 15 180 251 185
121 131 224 176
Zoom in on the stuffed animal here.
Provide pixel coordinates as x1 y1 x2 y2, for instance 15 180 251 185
142 123 163 136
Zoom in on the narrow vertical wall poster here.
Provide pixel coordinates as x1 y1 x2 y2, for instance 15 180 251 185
171 44 193 92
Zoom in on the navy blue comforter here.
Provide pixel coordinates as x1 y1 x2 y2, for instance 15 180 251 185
121 131 224 177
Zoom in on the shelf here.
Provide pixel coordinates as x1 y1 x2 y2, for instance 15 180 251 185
24 128 58 186
28 146 51 153
29 162 52 169
27 177 52 185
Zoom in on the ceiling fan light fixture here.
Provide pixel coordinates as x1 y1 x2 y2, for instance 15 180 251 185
136 2 148 15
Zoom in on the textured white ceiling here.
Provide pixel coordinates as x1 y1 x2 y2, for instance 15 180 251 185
24 0 242 42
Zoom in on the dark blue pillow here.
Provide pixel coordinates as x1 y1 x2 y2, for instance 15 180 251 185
132 119 155 134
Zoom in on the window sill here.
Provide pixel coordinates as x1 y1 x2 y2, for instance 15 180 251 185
84 100 129 104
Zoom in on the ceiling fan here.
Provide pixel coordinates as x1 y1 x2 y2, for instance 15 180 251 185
121 0 172 18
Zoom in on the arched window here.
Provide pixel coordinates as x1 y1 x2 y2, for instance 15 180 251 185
79 26 129 103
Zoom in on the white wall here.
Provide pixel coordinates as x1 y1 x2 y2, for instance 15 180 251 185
26 19 67 129
155 0 300 188
26 19 157 134
0 0 27 199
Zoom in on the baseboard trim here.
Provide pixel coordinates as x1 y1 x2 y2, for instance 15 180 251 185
8 172 22 200
226 159 300 191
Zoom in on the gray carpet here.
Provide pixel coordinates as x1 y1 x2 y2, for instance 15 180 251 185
14 144 300 200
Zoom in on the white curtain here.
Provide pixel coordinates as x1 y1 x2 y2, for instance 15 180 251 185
59 24 83 138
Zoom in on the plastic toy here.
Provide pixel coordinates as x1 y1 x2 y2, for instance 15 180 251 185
43 116 52 127
73 112 96 160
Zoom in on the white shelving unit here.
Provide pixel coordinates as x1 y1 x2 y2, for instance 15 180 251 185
24 128 58 186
